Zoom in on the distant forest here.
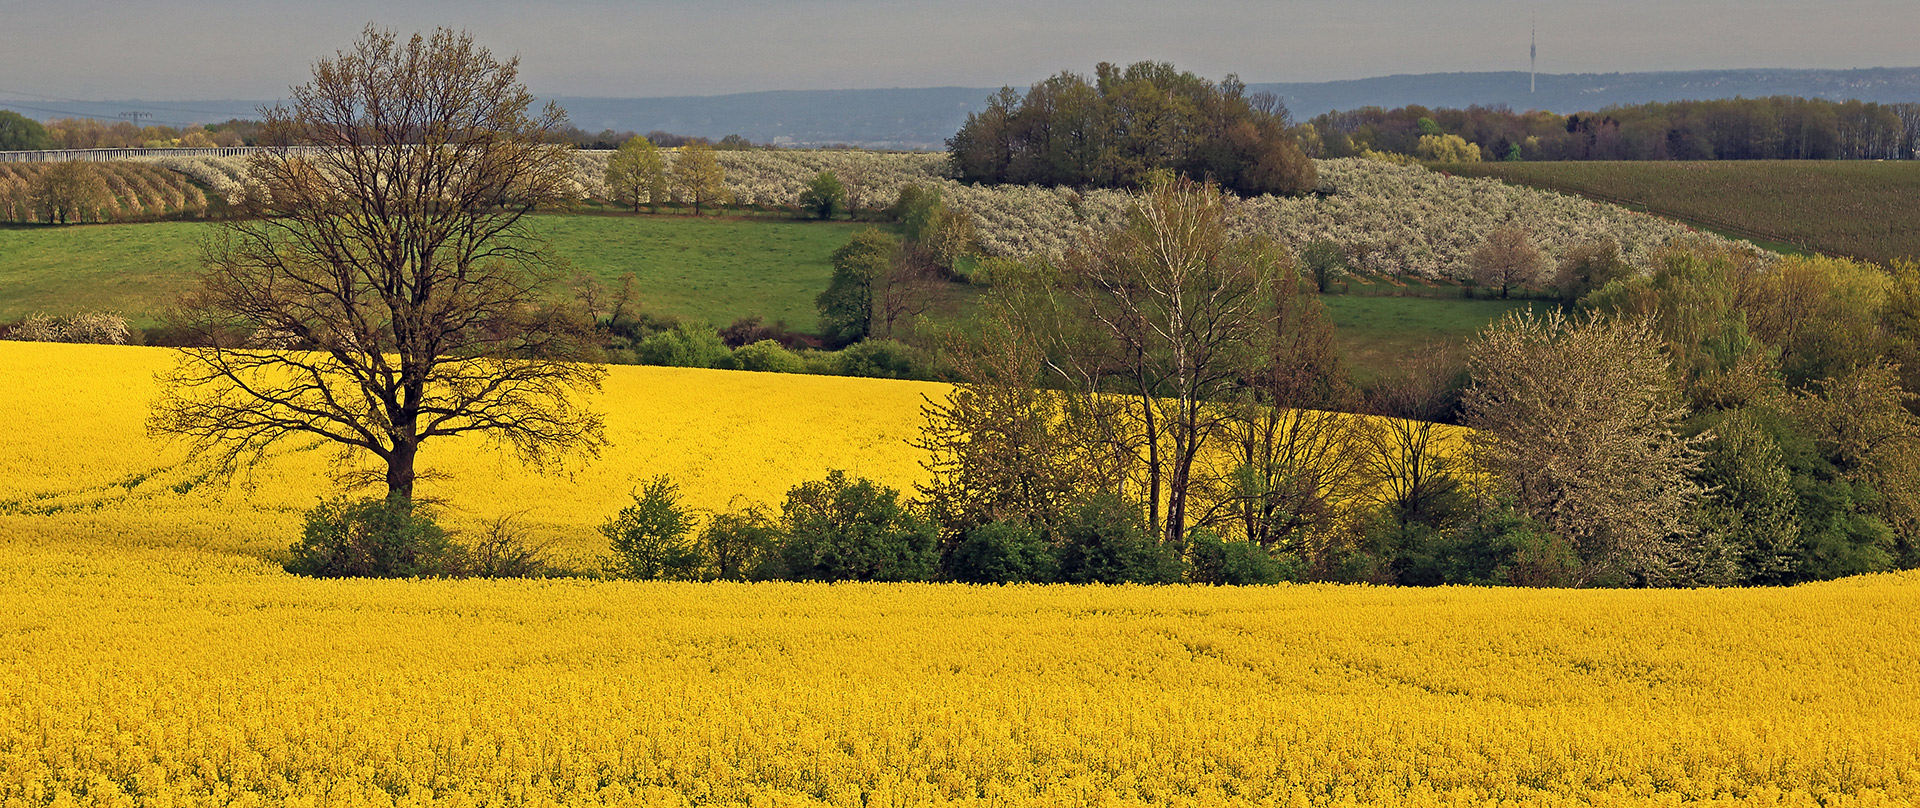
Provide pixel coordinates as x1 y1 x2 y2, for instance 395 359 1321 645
1310 96 1920 161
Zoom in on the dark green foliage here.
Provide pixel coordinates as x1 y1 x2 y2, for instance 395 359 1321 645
816 229 898 347
1695 410 1803 584
778 470 939 582
0 111 51 151
834 339 926 379
799 171 847 220
948 61 1317 197
1186 529 1291 585
1385 501 1577 587
702 505 780 581
1054 496 1182 584
887 185 942 242
286 496 462 578
950 521 1056 584
602 476 704 580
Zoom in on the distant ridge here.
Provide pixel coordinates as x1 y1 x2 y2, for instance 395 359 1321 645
7 68 1918 151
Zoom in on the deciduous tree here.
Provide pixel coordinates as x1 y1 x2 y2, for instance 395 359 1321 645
605 135 666 212
671 141 729 215
149 25 605 505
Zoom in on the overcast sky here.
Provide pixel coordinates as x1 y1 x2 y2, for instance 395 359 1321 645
4 0 1917 102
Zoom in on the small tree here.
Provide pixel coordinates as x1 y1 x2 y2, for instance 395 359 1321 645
671 141 729 215
816 228 897 346
777 470 939 582
798 170 847 220
31 162 108 224
1300 240 1348 294
1469 226 1547 299
605 135 667 212
602 476 703 580
1554 237 1633 304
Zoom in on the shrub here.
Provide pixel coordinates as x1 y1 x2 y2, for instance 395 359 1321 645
286 496 463 578
733 339 809 374
602 476 704 580
835 339 926 380
950 520 1056 584
1186 529 1287 585
1054 495 1181 584
5 311 131 345
636 321 735 369
702 504 780 581
777 470 939 581
798 171 847 220
466 515 560 578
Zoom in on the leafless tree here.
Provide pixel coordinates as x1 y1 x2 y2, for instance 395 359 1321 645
149 26 605 504
1020 177 1285 550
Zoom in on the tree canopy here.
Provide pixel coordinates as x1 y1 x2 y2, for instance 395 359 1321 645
947 61 1317 197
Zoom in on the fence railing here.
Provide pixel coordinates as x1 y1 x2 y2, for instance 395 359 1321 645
0 147 314 163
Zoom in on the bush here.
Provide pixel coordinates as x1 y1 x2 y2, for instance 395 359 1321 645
702 504 780 581
286 496 463 578
1186 529 1289 585
1054 495 1181 584
466 515 559 578
602 476 704 580
5 311 131 345
950 520 1056 583
835 339 926 380
636 321 735 369
778 470 939 581
798 171 847 220
733 339 809 374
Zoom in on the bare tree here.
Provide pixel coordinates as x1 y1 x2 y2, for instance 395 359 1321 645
1361 346 1467 529
1470 225 1547 299
876 243 944 339
1021 177 1285 550
150 26 606 504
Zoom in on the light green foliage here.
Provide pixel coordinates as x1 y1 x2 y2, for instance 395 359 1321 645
798 171 847 220
1416 134 1482 163
601 476 702 580
671 142 730 215
636 321 735 369
1300 240 1348 293
732 339 808 374
604 136 667 212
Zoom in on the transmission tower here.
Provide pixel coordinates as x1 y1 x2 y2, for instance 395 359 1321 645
119 110 153 128
1530 15 1537 94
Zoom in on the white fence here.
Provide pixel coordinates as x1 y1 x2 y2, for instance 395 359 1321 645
0 147 292 163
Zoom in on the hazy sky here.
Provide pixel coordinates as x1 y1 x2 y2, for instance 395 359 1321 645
4 0 1917 102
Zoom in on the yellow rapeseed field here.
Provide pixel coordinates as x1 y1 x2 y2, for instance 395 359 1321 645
5 341 1919 807
2 542 1917 807
0 341 941 561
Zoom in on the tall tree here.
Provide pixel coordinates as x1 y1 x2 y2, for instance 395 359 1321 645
816 228 897 346
1019 176 1286 550
149 26 605 504
1463 310 1706 585
605 135 666 212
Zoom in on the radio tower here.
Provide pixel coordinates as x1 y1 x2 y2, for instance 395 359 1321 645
1530 15 1537 94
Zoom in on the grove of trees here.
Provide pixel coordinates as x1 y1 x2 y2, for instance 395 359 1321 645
948 61 1318 197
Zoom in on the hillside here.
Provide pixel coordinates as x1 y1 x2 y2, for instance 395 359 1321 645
1441 160 1920 263
10 68 1917 150
0 341 943 561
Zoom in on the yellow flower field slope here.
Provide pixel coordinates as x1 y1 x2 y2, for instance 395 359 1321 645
0 341 942 558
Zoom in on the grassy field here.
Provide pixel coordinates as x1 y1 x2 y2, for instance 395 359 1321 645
0 213 867 331
1323 293 1547 382
1439 161 1920 264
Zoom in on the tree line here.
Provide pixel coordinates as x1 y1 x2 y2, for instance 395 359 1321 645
1306 96 1920 161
